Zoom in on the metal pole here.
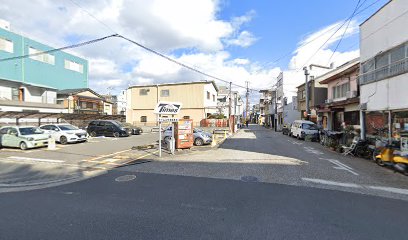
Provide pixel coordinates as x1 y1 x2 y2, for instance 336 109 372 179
388 110 392 144
303 67 310 120
245 81 249 121
360 110 366 140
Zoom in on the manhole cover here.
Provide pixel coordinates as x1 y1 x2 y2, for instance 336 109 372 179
240 176 259 182
115 175 136 182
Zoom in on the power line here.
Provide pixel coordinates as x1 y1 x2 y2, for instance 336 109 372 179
256 0 383 73
0 34 119 62
326 0 363 65
67 0 260 92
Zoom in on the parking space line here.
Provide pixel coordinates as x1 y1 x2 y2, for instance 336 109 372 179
85 149 133 161
7 156 64 163
119 150 158 166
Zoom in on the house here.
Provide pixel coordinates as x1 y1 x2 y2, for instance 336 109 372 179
275 72 300 130
296 78 327 122
317 58 360 131
101 95 118 115
359 0 408 140
0 20 88 90
126 81 218 126
217 86 244 118
57 88 107 114
259 89 274 126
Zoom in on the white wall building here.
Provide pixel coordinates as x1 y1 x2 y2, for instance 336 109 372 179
217 86 244 118
117 90 127 115
359 0 408 140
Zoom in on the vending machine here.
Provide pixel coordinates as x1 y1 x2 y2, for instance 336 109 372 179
175 119 194 149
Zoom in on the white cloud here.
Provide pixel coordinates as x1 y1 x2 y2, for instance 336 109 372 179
226 31 257 47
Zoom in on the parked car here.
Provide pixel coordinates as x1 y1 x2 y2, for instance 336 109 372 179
282 124 291 135
0 126 49 150
87 120 131 137
290 120 319 140
40 124 88 144
163 126 212 146
119 122 143 135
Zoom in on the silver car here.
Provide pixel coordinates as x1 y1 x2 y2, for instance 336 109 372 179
163 127 212 146
0 126 49 150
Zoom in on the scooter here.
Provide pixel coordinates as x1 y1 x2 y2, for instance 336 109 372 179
374 139 408 175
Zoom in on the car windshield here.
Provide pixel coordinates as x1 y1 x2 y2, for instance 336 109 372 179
19 127 43 135
302 123 318 130
59 125 78 131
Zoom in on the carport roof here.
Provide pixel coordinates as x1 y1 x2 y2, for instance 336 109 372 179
0 111 125 122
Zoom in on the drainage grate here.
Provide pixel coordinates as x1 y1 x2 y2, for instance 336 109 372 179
240 176 259 182
115 175 137 182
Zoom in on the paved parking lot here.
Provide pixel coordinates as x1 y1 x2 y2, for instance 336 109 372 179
0 132 160 191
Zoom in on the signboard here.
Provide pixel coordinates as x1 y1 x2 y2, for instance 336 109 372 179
154 101 182 115
158 117 179 123
276 72 284 99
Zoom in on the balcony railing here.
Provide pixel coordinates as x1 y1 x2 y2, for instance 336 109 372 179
360 57 408 85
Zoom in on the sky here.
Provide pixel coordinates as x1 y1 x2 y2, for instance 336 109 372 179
0 0 389 103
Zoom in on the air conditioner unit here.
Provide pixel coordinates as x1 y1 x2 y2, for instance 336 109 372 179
325 99 333 104
346 91 357 98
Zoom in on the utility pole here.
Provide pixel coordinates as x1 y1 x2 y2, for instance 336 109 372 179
245 81 249 121
228 82 232 118
303 67 310 120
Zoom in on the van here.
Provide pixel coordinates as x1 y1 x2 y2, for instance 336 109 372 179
87 120 131 138
290 120 319 140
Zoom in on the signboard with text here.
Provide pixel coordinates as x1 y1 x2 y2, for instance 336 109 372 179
154 102 182 115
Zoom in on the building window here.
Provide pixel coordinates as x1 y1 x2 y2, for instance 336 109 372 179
332 82 350 99
11 87 19 101
183 116 190 119
212 94 215 102
301 90 306 99
344 111 360 126
64 60 83 73
29 47 55 65
139 89 149 96
161 89 169 97
0 37 13 53
86 102 94 109
207 91 210 100
140 116 147 122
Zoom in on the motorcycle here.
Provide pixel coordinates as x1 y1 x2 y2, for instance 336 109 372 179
373 139 408 175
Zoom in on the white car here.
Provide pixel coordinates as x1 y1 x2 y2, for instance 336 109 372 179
290 120 319 140
40 124 88 144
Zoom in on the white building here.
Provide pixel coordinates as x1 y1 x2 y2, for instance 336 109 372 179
359 0 408 140
0 79 67 124
217 86 244 118
117 90 127 115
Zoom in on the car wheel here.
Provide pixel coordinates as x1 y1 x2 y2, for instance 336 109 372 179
113 132 120 138
297 134 300 140
60 136 68 145
20 142 28 150
194 138 204 146
90 131 97 137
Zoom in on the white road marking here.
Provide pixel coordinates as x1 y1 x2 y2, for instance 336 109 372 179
6 156 64 163
367 186 408 195
302 178 361 188
304 147 324 155
181 203 227 212
319 158 359 175
302 178 408 196
287 140 302 145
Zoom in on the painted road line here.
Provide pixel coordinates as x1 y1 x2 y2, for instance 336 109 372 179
7 156 64 163
302 178 361 188
302 178 408 196
119 150 159 166
287 140 302 145
368 186 408 195
86 149 133 161
319 158 359 176
303 147 324 155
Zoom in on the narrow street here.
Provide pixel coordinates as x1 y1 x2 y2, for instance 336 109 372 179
1 125 408 240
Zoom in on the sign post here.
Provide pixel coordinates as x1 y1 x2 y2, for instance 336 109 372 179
154 102 182 157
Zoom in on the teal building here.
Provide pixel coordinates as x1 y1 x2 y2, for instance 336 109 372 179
0 25 88 90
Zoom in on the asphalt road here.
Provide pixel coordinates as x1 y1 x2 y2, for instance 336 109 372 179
1 125 408 239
